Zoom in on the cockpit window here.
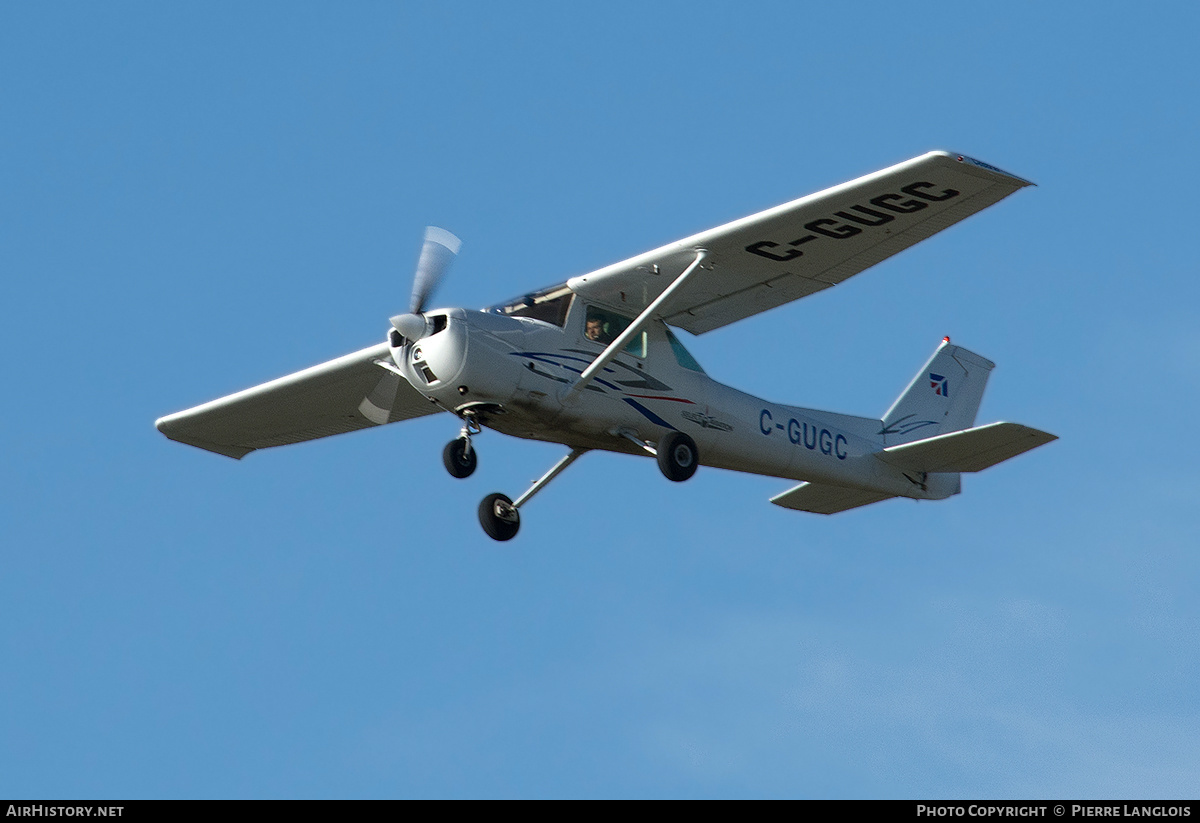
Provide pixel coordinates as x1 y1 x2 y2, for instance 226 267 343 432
488 284 574 327
665 327 706 373
584 306 646 358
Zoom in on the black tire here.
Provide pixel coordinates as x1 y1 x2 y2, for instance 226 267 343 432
478 492 520 541
443 438 477 479
657 431 699 482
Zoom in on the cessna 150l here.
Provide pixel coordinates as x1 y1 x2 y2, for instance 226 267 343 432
156 151 1056 541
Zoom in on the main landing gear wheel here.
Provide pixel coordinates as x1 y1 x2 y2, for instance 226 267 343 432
443 438 477 478
478 493 520 541
657 431 698 482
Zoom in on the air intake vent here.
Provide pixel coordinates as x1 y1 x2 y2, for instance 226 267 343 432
410 346 439 384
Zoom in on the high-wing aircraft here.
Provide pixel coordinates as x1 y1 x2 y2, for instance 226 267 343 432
156 151 1056 540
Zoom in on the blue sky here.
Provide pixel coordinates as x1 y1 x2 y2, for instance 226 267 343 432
3 1 1198 799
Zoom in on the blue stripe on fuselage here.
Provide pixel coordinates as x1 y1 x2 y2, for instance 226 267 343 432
622 398 677 430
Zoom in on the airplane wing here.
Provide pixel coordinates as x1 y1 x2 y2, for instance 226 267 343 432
156 342 439 459
567 151 1033 335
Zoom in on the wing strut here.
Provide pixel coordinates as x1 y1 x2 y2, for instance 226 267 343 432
512 447 590 509
562 249 709 403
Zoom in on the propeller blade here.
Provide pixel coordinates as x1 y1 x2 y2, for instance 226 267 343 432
410 226 461 314
357 372 404 425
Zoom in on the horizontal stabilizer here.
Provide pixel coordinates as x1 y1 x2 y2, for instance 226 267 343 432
879 422 1057 473
770 482 895 515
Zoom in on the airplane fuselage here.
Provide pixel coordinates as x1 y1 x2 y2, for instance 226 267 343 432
392 303 955 502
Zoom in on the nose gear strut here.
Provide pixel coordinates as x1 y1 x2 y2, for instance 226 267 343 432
442 410 483 479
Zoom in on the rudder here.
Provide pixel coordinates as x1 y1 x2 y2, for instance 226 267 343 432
881 338 995 446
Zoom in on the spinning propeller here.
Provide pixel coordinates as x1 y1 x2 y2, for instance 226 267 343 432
360 226 462 425
389 226 462 341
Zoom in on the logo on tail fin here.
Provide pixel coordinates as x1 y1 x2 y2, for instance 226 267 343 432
929 372 949 397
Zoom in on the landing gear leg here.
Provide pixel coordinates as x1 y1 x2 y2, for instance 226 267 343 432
443 412 481 479
478 448 589 542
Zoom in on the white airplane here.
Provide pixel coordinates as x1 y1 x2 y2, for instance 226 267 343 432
157 151 1056 541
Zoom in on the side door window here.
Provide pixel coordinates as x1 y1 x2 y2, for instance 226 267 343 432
583 306 645 358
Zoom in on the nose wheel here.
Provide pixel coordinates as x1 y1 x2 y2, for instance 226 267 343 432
443 413 482 479
443 437 477 478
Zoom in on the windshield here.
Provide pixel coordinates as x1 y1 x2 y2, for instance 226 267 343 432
487 283 574 327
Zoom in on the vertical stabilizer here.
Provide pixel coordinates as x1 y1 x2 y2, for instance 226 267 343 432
881 339 995 446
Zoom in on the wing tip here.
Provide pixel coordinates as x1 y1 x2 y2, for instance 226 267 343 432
931 150 1036 187
155 414 251 459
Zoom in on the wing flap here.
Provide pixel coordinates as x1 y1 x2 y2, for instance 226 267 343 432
878 422 1057 473
568 151 1032 335
156 342 438 459
770 482 896 514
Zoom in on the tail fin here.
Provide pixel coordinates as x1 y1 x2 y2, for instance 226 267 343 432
881 338 995 446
